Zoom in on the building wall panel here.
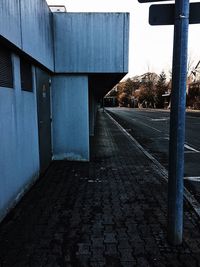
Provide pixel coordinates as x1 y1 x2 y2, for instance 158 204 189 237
0 0 54 71
0 0 21 47
20 0 54 70
52 75 89 161
0 55 40 221
53 13 129 73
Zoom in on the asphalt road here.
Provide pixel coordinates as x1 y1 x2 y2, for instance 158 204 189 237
106 107 200 203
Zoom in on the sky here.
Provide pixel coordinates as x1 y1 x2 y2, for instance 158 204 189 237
46 0 200 78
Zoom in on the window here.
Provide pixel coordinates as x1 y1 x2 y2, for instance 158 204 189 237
20 58 33 92
0 45 13 88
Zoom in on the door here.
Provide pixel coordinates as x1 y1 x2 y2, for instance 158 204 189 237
36 68 52 173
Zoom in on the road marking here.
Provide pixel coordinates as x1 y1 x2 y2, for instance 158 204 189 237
184 144 200 153
151 118 169 121
149 137 168 140
106 111 200 219
138 121 162 132
184 177 200 182
164 137 200 153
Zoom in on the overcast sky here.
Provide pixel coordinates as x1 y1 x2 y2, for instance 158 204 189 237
46 0 200 78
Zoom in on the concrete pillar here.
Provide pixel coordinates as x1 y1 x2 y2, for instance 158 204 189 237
51 75 89 161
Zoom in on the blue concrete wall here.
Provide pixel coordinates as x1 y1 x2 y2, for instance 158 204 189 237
0 0 21 47
51 75 89 161
20 0 54 70
0 0 54 71
0 54 40 221
53 13 129 73
0 5 129 74
0 2 130 220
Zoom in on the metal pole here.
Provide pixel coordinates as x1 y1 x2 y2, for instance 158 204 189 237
168 0 189 245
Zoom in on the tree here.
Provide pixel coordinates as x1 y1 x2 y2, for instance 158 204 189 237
116 78 137 107
154 71 167 108
140 72 158 107
123 78 133 95
118 92 130 107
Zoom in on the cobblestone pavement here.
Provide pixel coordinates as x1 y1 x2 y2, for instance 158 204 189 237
0 110 200 267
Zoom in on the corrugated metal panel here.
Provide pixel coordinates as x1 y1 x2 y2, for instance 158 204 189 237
53 13 129 73
123 13 129 73
0 0 54 71
0 45 13 88
0 0 21 48
20 0 54 71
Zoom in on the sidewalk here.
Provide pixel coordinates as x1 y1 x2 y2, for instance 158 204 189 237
0 110 200 267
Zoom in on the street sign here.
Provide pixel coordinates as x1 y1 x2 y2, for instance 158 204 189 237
138 0 172 2
149 4 173 25
149 2 200 25
189 2 200 24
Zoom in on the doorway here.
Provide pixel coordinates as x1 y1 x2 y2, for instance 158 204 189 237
36 68 52 173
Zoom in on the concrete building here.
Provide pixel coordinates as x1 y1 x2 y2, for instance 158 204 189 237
0 0 129 221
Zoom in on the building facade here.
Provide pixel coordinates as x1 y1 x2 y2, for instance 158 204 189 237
0 0 129 221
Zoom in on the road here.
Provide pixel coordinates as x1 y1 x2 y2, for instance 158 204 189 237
106 107 200 204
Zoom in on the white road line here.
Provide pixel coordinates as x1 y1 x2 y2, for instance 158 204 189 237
184 144 200 153
164 137 200 153
184 177 200 182
138 121 162 132
151 118 169 121
106 111 200 219
115 112 200 153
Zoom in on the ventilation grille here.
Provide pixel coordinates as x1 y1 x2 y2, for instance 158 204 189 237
0 45 13 88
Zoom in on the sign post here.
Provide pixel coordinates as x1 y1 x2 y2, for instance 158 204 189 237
168 0 189 245
138 0 198 245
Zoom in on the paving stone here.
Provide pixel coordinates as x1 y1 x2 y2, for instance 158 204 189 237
121 261 137 267
179 255 197 267
118 239 131 249
105 255 121 267
104 225 114 233
0 110 200 266
76 243 91 256
90 261 106 267
105 244 118 256
75 255 90 267
102 217 114 225
104 233 117 244
92 238 104 248
119 249 134 262
136 257 150 267
91 248 105 262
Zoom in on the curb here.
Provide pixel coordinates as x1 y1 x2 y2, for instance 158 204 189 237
105 110 200 219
